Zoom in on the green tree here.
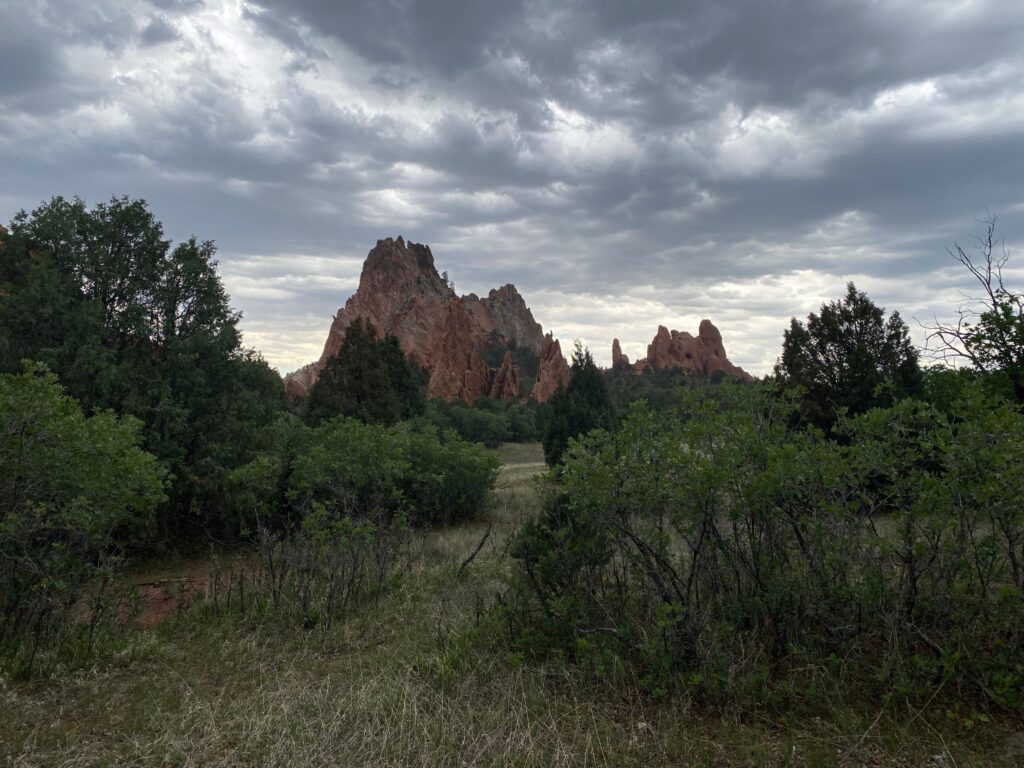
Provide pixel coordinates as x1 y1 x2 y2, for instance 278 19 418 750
0 197 285 539
305 318 425 426
0 365 165 668
542 342 615 465
775 282 922 428
926 215 1024 402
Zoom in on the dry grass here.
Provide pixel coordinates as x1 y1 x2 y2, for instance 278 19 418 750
2 444 1021 767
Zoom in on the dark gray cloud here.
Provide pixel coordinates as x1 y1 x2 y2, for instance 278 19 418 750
140 15 181 46
2 0 1023 373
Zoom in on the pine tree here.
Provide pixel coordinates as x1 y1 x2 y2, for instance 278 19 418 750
542 341 615 465
305 319 425 426
776 282 922 428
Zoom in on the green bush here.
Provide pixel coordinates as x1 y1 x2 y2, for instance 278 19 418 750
0 365 165 672
425 397 539 447
506 381 1024 709
287 419 500 527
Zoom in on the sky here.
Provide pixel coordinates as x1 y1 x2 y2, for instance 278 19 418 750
2 0 1024 375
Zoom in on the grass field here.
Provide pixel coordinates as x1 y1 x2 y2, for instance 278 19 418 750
3 443 1021 767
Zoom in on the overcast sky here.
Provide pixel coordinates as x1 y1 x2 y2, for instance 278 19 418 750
3 0 1024 374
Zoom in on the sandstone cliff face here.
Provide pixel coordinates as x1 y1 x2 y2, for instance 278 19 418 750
489 351 520 399
531 334 571 402
462 284 545 356
283 362 317 399
618 320 752 380
287 236 564 402
319 237 452 372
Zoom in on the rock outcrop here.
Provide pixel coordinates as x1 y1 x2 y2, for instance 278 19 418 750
531 334 571 402
462 285 545 356
286 236 565 402
617 320 752 380
489 351 520 400
611 338 630 370
283 362 317 399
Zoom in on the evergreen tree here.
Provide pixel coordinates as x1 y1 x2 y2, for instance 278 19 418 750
0 196 285 539
542 342 615 465
305 318 425 426
775 282 922 428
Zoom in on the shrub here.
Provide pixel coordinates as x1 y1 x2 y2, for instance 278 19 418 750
0 365 165 673
188 513 413 630
425 397 540 447
505 381 1024 709
287 418 499 527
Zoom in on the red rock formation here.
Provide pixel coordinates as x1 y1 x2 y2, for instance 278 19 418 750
283 362 317 399
318 236 452 372
489 351 520 399
611 338 630 370
531 334 571 401
463 284 545 356
627 320 752 380
286 236 565 402
424 300 493 401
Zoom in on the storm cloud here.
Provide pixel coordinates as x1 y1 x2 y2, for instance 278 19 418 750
2 0 1023 373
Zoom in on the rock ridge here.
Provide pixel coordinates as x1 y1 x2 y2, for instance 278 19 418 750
612 320 752 380
285 236 567 402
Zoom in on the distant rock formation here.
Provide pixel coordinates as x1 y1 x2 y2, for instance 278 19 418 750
284 236 566 402
283 362 317 400
611 338 630 370
531 334 571 401
463 284 545 354
614 320 752 380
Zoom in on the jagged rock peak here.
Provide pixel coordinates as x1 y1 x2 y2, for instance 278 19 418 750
285 237 567 403
531 333 570 402
464 282 545 355
611 338 630 369
623 320 752 381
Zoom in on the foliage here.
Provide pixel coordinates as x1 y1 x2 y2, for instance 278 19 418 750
188 515 413 630
776 282 922 428
604 366 707 412
926 215 1024 402
0 197 286 540
228 416 500 531
289 418 499 527
305 318 426 426
506 381 1024 709
425 396 540 447
0 365 165 673
542 342 615 466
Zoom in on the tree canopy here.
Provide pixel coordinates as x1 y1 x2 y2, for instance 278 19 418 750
0 196 285 539
542 342 615 465
305 318 426 426
1 365 165 660
775 282 922 428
